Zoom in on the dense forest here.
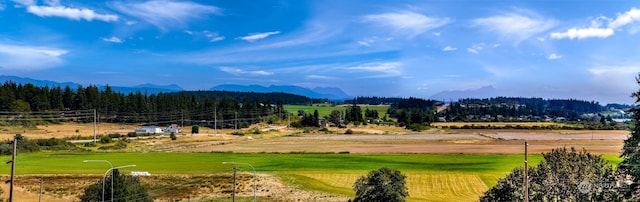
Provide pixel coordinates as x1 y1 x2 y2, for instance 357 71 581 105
0 82 317 128
442 97 616 121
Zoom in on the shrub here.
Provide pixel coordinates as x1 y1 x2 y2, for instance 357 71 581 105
84 142 97 147
127 132 137 137
192 125 199 134
108 133 122 138
345 129 353 134
170 132 177 140
100 136 112 144
231 131 244 136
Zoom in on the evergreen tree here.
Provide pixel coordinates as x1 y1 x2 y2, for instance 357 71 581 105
618 74 640 199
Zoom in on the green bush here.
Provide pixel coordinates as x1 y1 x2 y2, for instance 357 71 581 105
345 129 353 134
100 136 112 144
231 131 244 136
170 133 177 140
84 142 97 147
108 133 122 138
127 132 137 137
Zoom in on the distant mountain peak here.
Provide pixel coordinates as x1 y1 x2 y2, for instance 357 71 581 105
211 84 350 100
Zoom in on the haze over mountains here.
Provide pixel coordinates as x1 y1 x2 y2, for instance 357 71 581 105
0 75 351 100
0 75 628 104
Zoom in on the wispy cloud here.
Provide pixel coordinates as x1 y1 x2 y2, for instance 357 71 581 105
0 43 67 70
467 48 479 55
102 36 123 43
347 62 402 77
239 31 281 42
111 0 220 31
551 7 640 40
588 66 640 76
609 7 640 29
548 53 562 60
363 11 450 37
550 27 614 40
185 30 225 42
306 75 338 80
219 67 273 76
25 5 118 22
442 46 457 51
473 9 556 44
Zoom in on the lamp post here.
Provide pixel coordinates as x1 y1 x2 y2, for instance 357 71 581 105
222 162 256 202
84 160 135 202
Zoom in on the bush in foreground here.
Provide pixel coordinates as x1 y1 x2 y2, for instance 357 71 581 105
80 169 152 202
480 147 620 201
351 167 408 202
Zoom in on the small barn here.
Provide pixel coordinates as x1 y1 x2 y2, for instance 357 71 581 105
164 124 182 133
135 126 163 133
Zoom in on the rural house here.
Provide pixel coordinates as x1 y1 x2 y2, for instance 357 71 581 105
135 126 163 133
163 124 182 133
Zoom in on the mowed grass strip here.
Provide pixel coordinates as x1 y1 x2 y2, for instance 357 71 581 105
0 152 621 201
0 152 547 174
292 171 490 202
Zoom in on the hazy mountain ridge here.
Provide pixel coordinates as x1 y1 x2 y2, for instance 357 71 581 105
211 84 351 100
0 75 182 95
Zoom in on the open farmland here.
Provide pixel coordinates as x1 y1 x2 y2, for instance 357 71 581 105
284 104 390 117
0 122 630 201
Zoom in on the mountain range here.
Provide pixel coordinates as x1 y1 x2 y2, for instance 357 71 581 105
0 75 351 100
210 84 351 100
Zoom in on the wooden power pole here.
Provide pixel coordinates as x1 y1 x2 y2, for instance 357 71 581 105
8 135 17 202
524 141 528 202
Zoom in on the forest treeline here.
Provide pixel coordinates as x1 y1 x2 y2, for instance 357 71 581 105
0 82 323 128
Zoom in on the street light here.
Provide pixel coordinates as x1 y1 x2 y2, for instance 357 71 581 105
222 162 256 202
83 160 135 202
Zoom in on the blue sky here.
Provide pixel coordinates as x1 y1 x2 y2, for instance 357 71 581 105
1 0 640 103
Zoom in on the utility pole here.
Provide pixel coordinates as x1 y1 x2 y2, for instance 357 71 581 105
524 141 529 202
181 109 184 129
235 112 238 130
287 113 290 129
8 135 16 202
232 167 237 202
214 106 217 135
93 109 97 144
39 177 43 202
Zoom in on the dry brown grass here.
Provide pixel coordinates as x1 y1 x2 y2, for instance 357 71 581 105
432 121 574 127
0 173 347 202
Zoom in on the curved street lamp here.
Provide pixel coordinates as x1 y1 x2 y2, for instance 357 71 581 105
83 160 135 202
222 162 256 202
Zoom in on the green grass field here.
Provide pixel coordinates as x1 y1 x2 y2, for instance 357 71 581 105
284 104 390 117
0 152 622 201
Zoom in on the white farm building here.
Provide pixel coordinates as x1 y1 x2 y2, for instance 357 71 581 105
135 126 163 133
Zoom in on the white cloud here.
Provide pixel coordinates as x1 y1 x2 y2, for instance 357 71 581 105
357 41 370 47
219 67 273 76
27 5 118 22
467 48 479 55
239 31 280 42
588 66 640 76
0 44 67 70
102 36 123 43
537 37 546 42
306 75 337 80
442 46 457 51
473 10 556 44
363 11 450 37
551 7 640 40
609 7 640 29
432 32 441 36
548 53 562 60
11 0 35 6
347 62 402 77
205 32 224 42
111 0 220 31
550 27 614 40
43 0 59 6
